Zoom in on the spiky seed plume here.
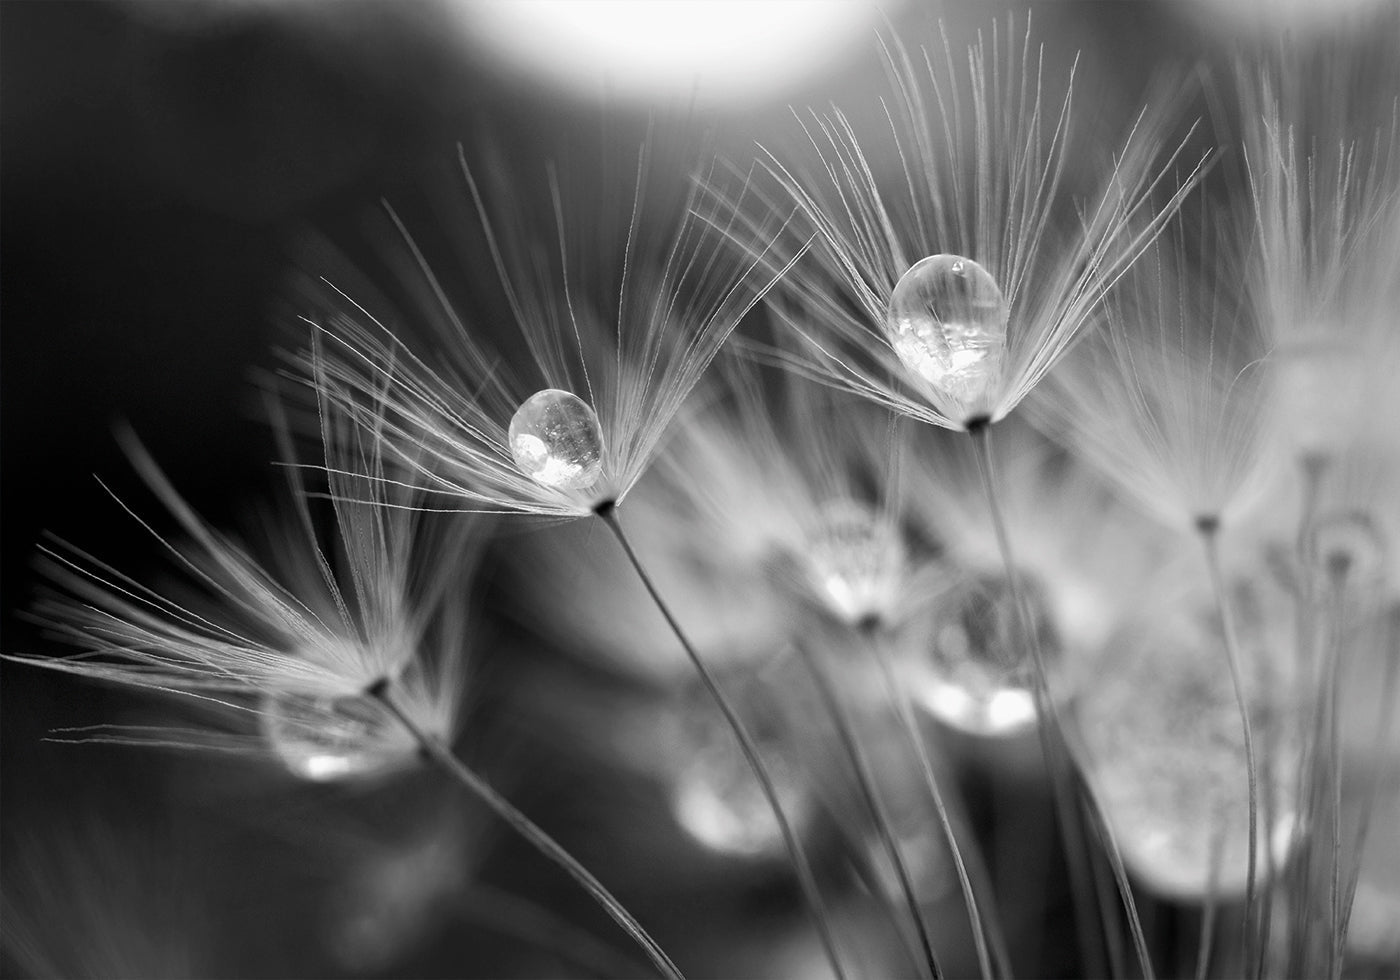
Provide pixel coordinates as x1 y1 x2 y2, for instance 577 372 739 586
735 16 1206 431
6 404 477 774
299 137 804 519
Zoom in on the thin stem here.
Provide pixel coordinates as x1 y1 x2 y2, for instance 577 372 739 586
1282 454 1327 978
968 421 1155 979
1324 583 1346 980
1336 604 1400 967
796 641 943 980
866 630 1001 980
1195 816 1227 980
1282 456 1327 974
1197 520 1260 976
366 682 684 980
460 883 652 979
595 506 849 980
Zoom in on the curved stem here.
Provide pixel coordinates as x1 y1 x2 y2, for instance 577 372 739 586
968 422 1154 979
460 883 652 979
1197 521 1260 976
368 682 684 980
796 640 943 980
866 631 1001 980
596 507 849 980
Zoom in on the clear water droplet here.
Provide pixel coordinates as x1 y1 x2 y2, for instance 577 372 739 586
508 389 604 491
803 500 905 625
886 255 1008 418
912 570 1053 736
262 691 413 782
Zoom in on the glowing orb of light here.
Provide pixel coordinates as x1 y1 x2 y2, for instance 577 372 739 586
450 0 894 107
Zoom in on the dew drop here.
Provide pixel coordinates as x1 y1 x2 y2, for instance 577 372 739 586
803 500 905 625
261 691 413 782
508 389 604 491
886 255 1008 417
912 570 1054 736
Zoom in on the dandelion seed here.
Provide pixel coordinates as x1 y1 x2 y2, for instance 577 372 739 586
301 136 797 520
1029 206 1277 534
803 499 906 629
736 15 1202 432
296 136 838 975
5 415 470 780
1240 51 1400 463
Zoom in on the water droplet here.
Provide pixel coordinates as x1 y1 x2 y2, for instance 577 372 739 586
508 389 604 491
886 255 1008 418
262 691 414 782
1079 616 1298 899
911 570 1053 736
802 500 905 625
668 702 808 860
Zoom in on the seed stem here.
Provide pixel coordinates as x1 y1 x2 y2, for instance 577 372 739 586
968 421 1154 979
1335 603 1400 968
595 505 849 980
1196 518 1260 977
795 639 944 980
865 628 1003 980
366 680 684 980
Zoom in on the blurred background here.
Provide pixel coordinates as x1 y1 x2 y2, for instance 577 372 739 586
3 2 1396 977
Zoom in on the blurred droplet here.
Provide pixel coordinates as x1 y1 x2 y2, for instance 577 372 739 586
912 570 1052 737
262 691 413 781
802 499 905 626
669 708 808 860
886 255 1008 420
1078 609 1299 900
509 388 604 490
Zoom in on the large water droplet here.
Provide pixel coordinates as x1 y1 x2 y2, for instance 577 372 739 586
911 570 1054 736
1079 614 1299 899
886 255 1008 418
802 500 905 625
508 389 604 491
262 691 413 782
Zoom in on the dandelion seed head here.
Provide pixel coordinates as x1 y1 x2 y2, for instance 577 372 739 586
508 388 605 492
1312 510 1388 589
802 499 905 626
887 255 1008 421
911 570 1055 737
261 689 415 782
